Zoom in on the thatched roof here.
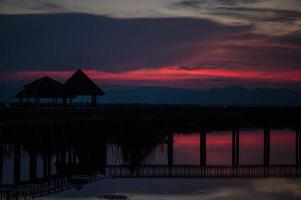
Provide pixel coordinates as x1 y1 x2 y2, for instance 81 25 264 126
15 76 63 98
63 69 105 96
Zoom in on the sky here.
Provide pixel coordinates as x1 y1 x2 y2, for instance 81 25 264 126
0 0 301 90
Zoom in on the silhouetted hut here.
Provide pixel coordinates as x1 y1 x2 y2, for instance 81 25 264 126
15 76 63 104
62 69 105 106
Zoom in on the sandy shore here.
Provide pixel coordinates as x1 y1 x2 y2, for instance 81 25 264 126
45 178 301 200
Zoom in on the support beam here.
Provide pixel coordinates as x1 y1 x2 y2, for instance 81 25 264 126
72 148 77 164
297 128 301 166
43 152 52 177
232 128 236 167
264 127 270 167
13 144 21 184
298 128 301 170
232 127 240 167
167 131 173 167
0 143 3 183
29 150 37 181
68 147 72 164
235 128 239 167
47 153 52 176
200 128 207 167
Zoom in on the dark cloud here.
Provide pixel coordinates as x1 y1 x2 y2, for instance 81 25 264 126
0 13 247 72
278 32 301 45
209 7 301 21
173 0 201 8
28 2 69 12
173 0 301 22
172 0 264 9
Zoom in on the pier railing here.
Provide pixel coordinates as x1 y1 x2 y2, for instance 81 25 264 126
0 173 105 200
0 176 71 200
106 165 301 178
0 106 104 126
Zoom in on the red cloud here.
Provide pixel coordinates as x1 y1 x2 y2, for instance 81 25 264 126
3 66 301 89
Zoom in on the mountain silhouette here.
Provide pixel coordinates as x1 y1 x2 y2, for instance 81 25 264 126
1 85 301 106
101 86 301 106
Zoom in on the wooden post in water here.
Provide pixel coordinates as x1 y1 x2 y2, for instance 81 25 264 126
47 153 52 176
263 126 270 177
72 147 77 165
29 150 37 181
232 128 239 167
167 131 173 167
264 127 270 167
235 128 239 167
43 152 52 177
0 142 3 183
232 128 236 168
296 128 301 175
200 127 207 175
13 144 21 184
296 129 299 166
232 127 239 176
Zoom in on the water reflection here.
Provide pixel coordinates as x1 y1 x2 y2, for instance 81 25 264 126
239 129 263 165
173 134 200 165
270 129 295 165
0 121 299 185
207 131 232 165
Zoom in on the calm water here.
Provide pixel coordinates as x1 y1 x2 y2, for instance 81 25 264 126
107 129 295 165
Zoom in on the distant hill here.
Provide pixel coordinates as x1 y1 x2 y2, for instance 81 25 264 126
0 85 20 102
1 85 301 106
101 86 301 106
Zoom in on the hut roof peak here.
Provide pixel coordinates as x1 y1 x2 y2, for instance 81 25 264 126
63 69 105 96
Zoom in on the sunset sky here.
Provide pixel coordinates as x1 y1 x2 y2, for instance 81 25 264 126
1 0 301 89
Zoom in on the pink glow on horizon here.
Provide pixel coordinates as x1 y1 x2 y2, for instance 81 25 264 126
3 66 301 88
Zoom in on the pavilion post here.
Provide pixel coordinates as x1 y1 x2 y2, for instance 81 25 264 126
63 97 67 105
91 95 97 106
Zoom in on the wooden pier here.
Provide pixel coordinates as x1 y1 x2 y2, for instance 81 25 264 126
1 105 301 199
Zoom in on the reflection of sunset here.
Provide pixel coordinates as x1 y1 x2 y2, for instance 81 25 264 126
170 130 295 165
270 130 295 165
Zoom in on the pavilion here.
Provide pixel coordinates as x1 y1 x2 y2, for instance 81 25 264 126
15 76 63 104
15 69 105 106
62 69 105 106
